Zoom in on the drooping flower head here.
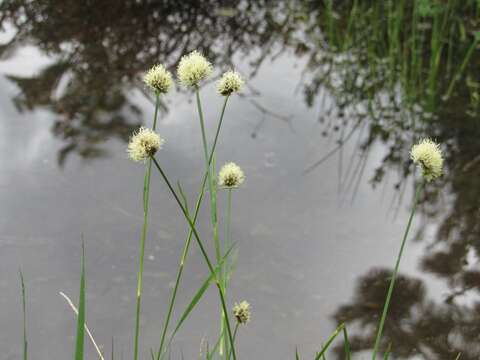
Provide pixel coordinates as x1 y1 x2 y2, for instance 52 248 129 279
143 64 173 94
177 50 213 87
218 162 245 188
127 127 164 162
232 301 251 325
410 138 443 182
217 71 244 96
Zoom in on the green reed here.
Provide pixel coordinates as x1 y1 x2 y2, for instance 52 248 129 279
74 243 86 360
20 270 27 360
133 92 161 360
371 182 423 359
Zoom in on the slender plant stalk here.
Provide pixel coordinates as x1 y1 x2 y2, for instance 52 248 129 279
314 323 345 360
20 270 27 360
195 85 228 357
133 92 160 360
195 86 222 264
150 157 237 360
156 96 230 360
371 182 423 360
74 243 86 360
227 323 239 360
222 188 233 358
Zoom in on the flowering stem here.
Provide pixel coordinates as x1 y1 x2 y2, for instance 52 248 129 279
133 92 160 360
195 86 222 264
150 157 237 360
195 85 227 356
156 96 229 360
371 181 423 360
227 323 239 360
221 188 233 358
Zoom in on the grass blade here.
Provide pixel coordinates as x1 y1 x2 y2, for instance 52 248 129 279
166 245 236 352
20 270 27 360
74 243 86 360
383 343 391 359
314 323 345 360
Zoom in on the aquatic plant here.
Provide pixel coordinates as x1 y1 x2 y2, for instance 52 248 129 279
14 47 450 360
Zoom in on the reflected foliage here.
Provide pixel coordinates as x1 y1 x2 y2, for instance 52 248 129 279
0 0 292 164
333 269 480 359
291 1 480 358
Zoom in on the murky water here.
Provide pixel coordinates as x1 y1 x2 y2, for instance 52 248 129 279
1 1 479 359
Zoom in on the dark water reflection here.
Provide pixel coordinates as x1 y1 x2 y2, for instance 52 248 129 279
1 1 480 359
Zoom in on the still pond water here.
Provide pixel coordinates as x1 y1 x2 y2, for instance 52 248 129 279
1 1 480 359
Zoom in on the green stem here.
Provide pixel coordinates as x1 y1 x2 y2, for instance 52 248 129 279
195 86 225 357
227 323 239 360
195 86 222 264
133 92 160 360
371 182 423 360
20 270 27 360
151 157 237 360
156 96 230 360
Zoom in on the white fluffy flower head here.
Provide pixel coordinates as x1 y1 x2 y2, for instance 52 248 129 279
217 71 244 96
233 301 251 325
218 162 245 188
127 127 164 162
143 64 173 94
177 50 213 87
410 138 443 182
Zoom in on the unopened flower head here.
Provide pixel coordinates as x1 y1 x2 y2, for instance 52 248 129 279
217 71 244 96
410 138 443 182
143 64 173 94
218 162 245 188
233 301 251 325
177 50 213 87
127 127 164 162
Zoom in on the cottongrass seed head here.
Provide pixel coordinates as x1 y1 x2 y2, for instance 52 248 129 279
177 50 213 87
127 127 164 162
143 64 173 94
233 301 251 325
410 138 443 182
217 70 244 96
219 162 245 188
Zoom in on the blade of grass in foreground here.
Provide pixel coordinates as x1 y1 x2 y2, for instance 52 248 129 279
74 243 86 360
20 270 27 360
314 323 346 360
383 343 391 360
295 347 300 360
165 245 235 354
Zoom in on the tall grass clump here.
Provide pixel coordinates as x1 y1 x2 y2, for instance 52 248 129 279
125 51 247 360
16 48 449 360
